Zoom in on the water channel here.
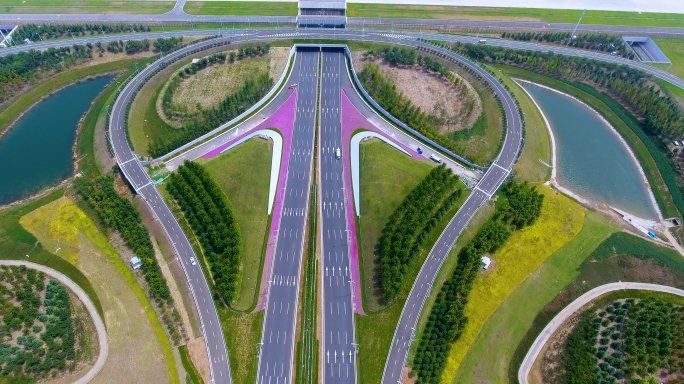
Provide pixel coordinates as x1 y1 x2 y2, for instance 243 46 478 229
521 82 659 220
0 75 115 206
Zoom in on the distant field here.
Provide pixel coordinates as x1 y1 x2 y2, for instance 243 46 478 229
346 4 684 28
184 1 297 16
0 0 174 14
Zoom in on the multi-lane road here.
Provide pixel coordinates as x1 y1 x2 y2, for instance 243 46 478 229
256 48 319 384
22 25 684 384
319 48 357 384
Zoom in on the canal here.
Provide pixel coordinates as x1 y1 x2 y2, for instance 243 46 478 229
521 82 659 220
0 75 115 206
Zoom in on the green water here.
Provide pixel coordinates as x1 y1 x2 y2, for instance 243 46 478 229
0 75 114 206
522 82 658 220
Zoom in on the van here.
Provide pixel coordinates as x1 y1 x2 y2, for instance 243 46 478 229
478 39 487 44
336 148 341 159
430 155 442 163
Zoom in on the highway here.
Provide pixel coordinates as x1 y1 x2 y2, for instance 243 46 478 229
256 47 319 384
29 26 683 384
518 283 684 384
319 48 357 384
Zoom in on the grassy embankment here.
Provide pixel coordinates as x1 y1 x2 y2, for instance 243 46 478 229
128 49 275 158
494 65 682 220
0 59 140 135
19 196 178 383
160 140 271 383
452 211 618 383
496 68 552 182
650 39 684 102
179 345 204 384
346 4 684 28
355 139 472 384
184 1 297 16
0 0 174 14
513 231 684 382
196 138 272 311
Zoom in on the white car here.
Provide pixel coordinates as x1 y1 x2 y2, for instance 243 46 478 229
189 257 197 266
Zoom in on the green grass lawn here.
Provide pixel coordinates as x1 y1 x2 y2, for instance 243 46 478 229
184 1 297 16
197 138 272 311
355 139 470 384
510 229 684 382
357 139 435 312
496 67 551 182
452 210 618 383
650 39 684 105
0 0 174 14
495 65 682 220
346 4 684 28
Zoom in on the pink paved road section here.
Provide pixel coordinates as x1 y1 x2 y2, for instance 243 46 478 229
341 89 427 315
201 91 296 312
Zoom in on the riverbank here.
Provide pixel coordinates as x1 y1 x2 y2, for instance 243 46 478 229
516 79 663 217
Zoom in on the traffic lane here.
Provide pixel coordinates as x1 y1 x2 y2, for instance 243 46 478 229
258 49 318 384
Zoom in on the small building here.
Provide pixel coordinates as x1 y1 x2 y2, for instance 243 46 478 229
130 256 142 270
481 256 492 270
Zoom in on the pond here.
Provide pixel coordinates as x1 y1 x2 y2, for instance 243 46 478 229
521 82 659 220
0 75 115 206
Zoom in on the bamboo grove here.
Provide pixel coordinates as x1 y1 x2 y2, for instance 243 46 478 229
414 181 544 383
166 161 243 304
379 165 462 303
76 176 171 301
450 42 684 139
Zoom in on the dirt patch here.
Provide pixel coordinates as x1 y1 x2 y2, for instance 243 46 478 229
402 367 418 384
187 337 211 384
351 51 481 133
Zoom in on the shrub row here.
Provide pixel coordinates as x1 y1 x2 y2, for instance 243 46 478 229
166 161 242 304
379 165 462 302
501 31 633 58
13 23 152 43
75 176 171 301
413 181 544 383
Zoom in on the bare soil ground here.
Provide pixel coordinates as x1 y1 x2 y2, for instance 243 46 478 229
351 51 481 133
169 47 290 115
402 367 418 384
539 306 583 383
187 337 211 383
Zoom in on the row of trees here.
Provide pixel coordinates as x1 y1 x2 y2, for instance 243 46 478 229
501 31 633 57
13 23 152 43
378 165 462 302
166 161 243 304
452 42 684 138
0 266 80 377
75 176 171 302
413 181 544 383
365 46 450 77
149 72 273 157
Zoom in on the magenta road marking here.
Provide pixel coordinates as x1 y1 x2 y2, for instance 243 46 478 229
197 91 297 312
341 90 427 315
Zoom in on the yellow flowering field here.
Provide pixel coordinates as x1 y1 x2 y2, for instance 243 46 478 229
441 185 584 383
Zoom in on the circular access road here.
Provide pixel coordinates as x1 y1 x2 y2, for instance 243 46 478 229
0 260 108 384
518 282 684 384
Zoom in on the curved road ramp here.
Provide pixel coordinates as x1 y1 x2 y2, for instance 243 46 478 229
518 282 684 384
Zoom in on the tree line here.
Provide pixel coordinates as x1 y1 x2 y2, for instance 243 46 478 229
75 176 171 302
166 161 243 304
0 266 80 377
149 72 273 157
501 31 633 58
12 23 152 43
451 42 684 139
378 165 462 302
365 46 450 77
413 181 544 383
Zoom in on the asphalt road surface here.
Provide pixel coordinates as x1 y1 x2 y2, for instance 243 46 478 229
36 27 683 384
2 11 684 36
319 48 357 384
518 282 684 384
256 48 319 384
107 37 235 384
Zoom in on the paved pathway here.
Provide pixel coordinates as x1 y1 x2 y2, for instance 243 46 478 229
519 282 684 384
0 260 108 384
